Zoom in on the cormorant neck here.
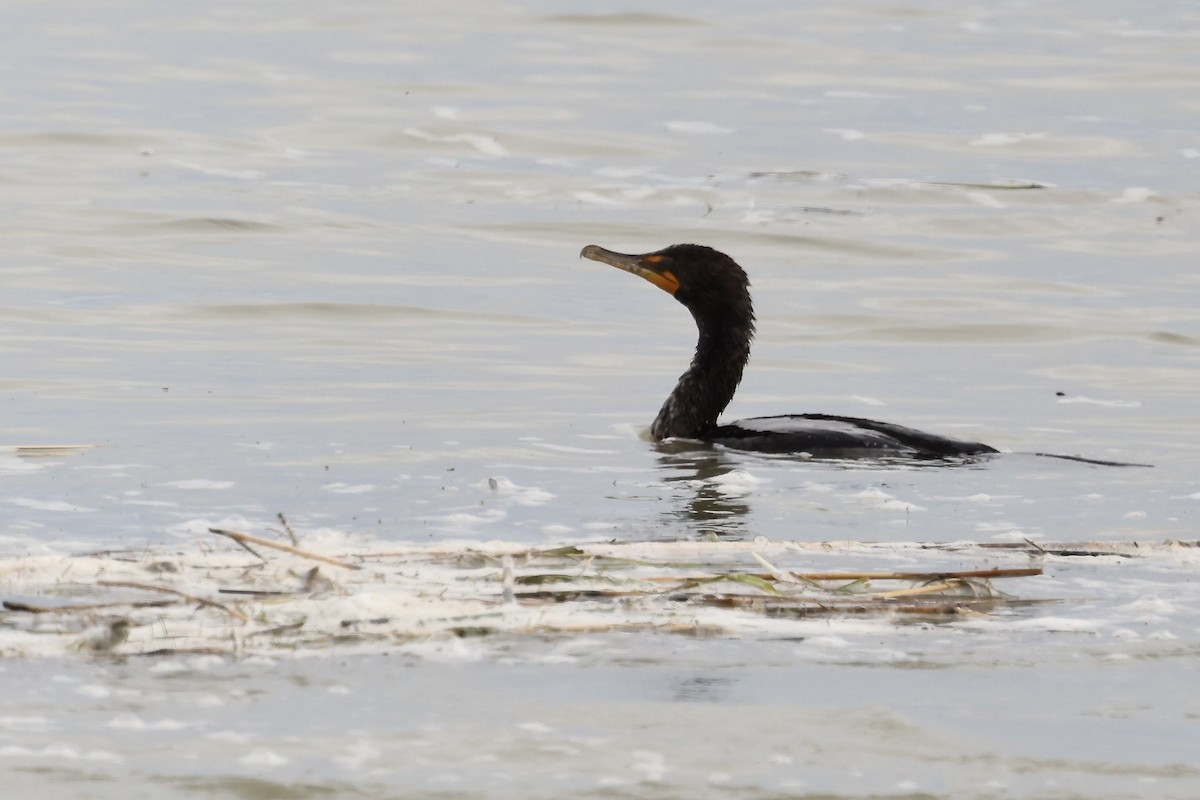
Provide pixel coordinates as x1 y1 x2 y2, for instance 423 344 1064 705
651 306 754 440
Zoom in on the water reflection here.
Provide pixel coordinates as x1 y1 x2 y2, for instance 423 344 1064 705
655 442 752 539
653 439 1000 540
671 674 736 703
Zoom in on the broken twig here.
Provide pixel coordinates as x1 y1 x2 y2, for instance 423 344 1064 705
96 580 248 622
208 528 361 570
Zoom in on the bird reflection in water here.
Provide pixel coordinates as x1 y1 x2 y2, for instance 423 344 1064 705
655 441 753 540
672 674 736 703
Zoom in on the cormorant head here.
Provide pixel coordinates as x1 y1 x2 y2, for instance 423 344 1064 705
579 243 751 322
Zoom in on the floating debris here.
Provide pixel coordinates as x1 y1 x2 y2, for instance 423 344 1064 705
2 526 1196 659
0 444 95 457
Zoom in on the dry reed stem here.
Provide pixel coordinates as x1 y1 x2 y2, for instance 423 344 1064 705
632 566 1039 586
3 598 175 614
790 567 1041 581
277 512 298 546
208 528 361 570
873 581 960 599
96 580 248 622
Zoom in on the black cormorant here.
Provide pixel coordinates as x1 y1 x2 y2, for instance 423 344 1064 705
580 243 997 460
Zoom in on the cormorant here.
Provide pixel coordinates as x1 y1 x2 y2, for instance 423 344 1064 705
580 243 997 460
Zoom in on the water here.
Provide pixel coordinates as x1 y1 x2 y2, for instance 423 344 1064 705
5 653 1199 798
3 1 1200 796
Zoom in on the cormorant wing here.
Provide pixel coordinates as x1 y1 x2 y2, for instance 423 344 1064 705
704 413 996 458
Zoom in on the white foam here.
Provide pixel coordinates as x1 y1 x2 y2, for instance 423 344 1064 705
850 395 887 407
852 487 925 512
403 127 508 157
665 121 734 135
1055 395 1142 407
708 469 765 497
971 132 1047 146
172 160 265 180
0 744 123 763
107 714 191 731
825 128 865 140
1112 187 1154 203
323 482 376 495
240 749 289 767
161 480 235 490
8 498 95 513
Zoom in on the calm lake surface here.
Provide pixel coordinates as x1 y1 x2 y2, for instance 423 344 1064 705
3 1 1199 797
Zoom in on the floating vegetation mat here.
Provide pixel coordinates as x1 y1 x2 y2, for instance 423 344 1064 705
2 524 1197 659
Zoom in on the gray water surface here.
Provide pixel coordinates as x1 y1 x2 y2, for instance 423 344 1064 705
3 1 1200 797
